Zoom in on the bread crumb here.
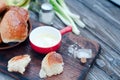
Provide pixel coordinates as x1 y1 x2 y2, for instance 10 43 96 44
80 57 87 63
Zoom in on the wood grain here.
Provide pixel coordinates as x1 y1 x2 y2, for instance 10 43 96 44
62 0 120 80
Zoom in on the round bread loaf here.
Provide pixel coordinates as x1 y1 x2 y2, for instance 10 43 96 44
0 6 29 43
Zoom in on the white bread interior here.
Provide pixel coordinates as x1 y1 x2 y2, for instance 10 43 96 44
7 54 31 74
39 51 64 78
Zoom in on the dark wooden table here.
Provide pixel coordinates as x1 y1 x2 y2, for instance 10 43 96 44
0 0 120 80
63 0 120 80
40 0 120 80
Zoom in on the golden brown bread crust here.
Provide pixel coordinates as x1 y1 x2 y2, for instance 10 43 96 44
8 6 29 22
0 0 7 13
46 51 63 66
0 6 29 43
9 55 30 62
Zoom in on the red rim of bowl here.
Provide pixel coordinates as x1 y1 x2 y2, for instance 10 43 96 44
29 26 62 53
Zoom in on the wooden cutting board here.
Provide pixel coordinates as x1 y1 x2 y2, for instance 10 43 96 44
0 19 100 80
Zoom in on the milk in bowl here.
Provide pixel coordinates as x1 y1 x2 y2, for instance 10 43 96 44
29 26 61 48
33 34 59 47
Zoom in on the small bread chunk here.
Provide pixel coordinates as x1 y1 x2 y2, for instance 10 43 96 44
80 57 87 63
39 51 64 78
7 54 31 74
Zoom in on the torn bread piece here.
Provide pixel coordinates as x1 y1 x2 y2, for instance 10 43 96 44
39 51 64 78
7 54 31 74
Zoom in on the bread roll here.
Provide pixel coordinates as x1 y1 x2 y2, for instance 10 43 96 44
39 51 64 78
7 54 31 74
0 6 29 43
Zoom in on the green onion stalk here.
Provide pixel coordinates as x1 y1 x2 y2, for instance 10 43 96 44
49 0 85 35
